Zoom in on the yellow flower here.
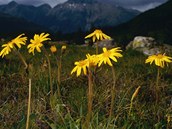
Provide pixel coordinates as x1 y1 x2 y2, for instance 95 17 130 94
0 42 13 58
71 54 98 77
85 29 111 42
98 47 123 67
50 45 57 53
86 54 98 67
11 34 27 48
71 59 89 77
0 34 27 58
61 45 66 54
145 53 172 68
61 45 66 50
27 33 51 55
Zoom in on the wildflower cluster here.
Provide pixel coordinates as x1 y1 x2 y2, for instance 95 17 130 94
1 28 172 128
71 47 123 77
0 33 51 57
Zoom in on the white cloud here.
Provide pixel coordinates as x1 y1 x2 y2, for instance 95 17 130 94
131 2 165 11
113 0 167 11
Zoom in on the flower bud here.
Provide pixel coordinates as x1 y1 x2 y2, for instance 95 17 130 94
50 45 57 53
61 45 66 54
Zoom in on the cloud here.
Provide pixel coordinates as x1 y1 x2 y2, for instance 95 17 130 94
131 2 165 12
113 0 168 11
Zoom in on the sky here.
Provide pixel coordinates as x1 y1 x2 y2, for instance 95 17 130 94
0 0 168 12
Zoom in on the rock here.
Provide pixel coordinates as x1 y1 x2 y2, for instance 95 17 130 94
1 38 5 42
93 39 115 48
126 36 172 55
126 36 156 49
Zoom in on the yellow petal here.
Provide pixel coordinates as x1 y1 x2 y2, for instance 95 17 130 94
71 66 78 74
77 67 81 77
106 58 113 66
92 36 96 42
85 32 95 39
96 33 100 40
110 56 117 62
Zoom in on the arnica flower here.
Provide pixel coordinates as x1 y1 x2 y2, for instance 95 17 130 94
86 54 99 67
71 59 89 77
98 47 123 67
85 29 111 42
27 33 51 55
145 53 172 68
50 45 57 53
0 34 27 58
0 42 14 58
11 34 27 48
71 54 98 77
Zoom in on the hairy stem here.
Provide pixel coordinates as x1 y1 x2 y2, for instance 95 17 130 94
155 67 160 103
109 66 116 119
86 68 93 127
13 48 28 69
26 78 31 129
96 42 99 54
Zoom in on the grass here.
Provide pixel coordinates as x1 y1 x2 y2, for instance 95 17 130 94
0 44 172 129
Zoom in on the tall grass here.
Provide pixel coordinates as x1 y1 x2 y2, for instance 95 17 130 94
0 44 172 129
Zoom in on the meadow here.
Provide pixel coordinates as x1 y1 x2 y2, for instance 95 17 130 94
0 32 172 129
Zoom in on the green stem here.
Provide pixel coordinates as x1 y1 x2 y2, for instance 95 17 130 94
57 55 62 97
129 101 133 116
109 66 116 119
43 47 53 96
13 48 28 69
155 67 160 103
26 78 31 129
86 68 93 127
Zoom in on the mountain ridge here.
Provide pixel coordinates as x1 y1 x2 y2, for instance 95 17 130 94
0 0 140 33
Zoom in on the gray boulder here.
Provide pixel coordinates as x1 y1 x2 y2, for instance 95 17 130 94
126 36 172 55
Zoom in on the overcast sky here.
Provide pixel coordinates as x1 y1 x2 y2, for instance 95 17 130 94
0 0 168 12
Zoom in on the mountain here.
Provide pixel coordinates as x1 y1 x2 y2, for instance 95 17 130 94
0 12 48 38
104 0 172 46
0 0 140 33
47 0 140 33
0 1 52 28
